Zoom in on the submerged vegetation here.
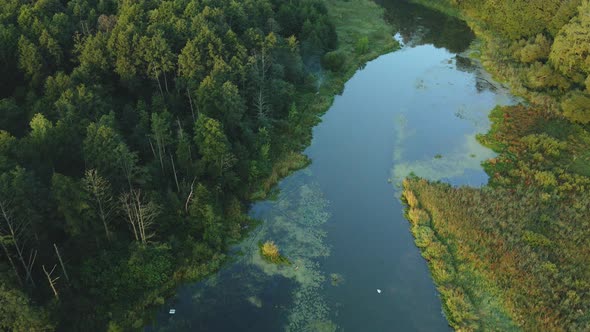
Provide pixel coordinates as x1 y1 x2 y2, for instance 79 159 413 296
404 0 590 330
246 179 334 332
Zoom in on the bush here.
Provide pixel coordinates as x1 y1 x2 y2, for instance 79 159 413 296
321 50 346 72
403 189 419 208
408 208 430 225
520 34 550 63
561 91 590 124
261 241 280 260
355 36 369 54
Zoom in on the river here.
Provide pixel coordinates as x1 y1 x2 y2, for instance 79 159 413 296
147 1 516 331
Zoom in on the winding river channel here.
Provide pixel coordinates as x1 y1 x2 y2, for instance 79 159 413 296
148 1 517 331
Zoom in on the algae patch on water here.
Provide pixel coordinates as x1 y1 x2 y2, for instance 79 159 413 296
330 273 345 287
247 296 263 308
244 172 337 331
392 133 495 184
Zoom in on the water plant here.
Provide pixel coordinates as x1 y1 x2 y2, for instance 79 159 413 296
259 241 290 265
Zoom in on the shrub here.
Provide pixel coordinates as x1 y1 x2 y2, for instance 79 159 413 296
561 91 590 124
261 241 280 260
355 36 369 54
520 34 550 63
534 171 558 188
403 189 419 208
413 226 435 248
321 50 346 72
408 208 430 225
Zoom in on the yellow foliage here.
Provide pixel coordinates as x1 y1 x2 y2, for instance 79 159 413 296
261 241 280 260
403 189 419 208
408 208 430 225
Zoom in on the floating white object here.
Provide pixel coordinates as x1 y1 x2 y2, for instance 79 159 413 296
377 289 382 294
169 309 176 314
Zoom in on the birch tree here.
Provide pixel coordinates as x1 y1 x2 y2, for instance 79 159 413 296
83 169 115 241
0 201 36 287
119 189 160 244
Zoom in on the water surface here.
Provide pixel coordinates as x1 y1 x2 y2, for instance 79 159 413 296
147 1 516 331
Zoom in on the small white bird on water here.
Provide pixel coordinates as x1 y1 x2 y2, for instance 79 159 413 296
377 289 382 294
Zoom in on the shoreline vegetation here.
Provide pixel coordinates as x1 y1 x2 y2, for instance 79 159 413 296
252 0 397 201
0 0 395 330
405 0 590 331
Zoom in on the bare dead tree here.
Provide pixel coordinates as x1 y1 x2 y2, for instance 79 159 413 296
53 244 69 283
116 145 139 190
0 201 36 287
42 264 60 299
120 193 139 242
170 153 180 192
152 65 164 97
120 189 160 244
186 88 196 122
253 49 272 122
0 237 22 286
26 249 37 285
176 123 193 166
148 138 158 161
254 89 269 123
184 177 197 213
83 169 115 241
220 151 237 179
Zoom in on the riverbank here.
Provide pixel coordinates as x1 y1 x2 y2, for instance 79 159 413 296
142 0 397 329
401 1 590 331
252 0 397 200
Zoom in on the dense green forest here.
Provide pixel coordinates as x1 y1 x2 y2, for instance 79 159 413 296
405 0 590 330
0 0 346 330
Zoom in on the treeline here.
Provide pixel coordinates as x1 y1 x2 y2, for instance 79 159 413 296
403 0 590 330
0 0 337 330
451 0 590 123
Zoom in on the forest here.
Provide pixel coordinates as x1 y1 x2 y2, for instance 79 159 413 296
405 0 590 330
0 0 343 330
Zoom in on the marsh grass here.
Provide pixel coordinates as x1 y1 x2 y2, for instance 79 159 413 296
402 180 521 331
401 1 590 331
251 153 310 200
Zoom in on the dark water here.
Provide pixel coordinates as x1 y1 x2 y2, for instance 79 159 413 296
147 1 516 331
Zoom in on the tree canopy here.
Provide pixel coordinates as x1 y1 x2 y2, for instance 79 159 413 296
0 0 337 329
